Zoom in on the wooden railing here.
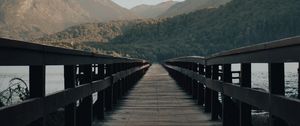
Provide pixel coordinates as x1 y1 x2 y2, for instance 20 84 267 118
164 36 300 126
0 38 150 126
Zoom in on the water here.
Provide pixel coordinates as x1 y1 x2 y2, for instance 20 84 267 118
0 66 64 95
233 63 299 98
0 63 298 105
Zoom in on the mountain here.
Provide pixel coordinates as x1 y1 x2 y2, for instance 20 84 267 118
131 1 178 18
36 0 300 61
159 0 231 17
0 0 137 40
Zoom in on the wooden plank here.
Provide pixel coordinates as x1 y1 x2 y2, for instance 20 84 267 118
0 38 147 65
95 64 221 126
0 64 148 126
207 36 300 65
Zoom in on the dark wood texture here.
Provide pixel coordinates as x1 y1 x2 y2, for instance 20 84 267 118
94 64 221 126
64 65 77 126
164 63 300 126
268 63 288 126
239 63 252 126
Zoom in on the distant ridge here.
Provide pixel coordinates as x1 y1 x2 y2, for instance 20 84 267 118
0 0 138 40
36 0 300 61
159 0 231 17
131 1 178 18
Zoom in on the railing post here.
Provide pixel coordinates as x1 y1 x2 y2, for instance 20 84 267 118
118 63 123 100
64 65 77 126
222 64 236 126
204 65 212 112
93 64 105 120
298 63 300 99
268 63 288 126
192 63 198 100
77 65 93 126
239 63 252 126
112 63 118 104
211 65 219 120
105 64 113 111
197 64 205 105
29 66 46 126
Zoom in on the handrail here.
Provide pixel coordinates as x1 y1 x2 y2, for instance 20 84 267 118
0 38 147 65
0 38 150 126
164 36 300 126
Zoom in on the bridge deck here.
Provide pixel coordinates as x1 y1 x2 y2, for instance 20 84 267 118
94 64 221 126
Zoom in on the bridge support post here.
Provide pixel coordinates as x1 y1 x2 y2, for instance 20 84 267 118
64 65 77 126
105 64 113 111
192 63 198 99
77 65 93 126
112 63 119 104
298 63 300 99
197 64 205 105
204 66 212 112
93 64 105 120
29 66 46 126
222 64 237 126
239 63 252 126
269 63 288 126
211 65 220 120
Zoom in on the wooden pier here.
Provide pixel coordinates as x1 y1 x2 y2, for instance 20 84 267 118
94 64 221 126
0 36 300 126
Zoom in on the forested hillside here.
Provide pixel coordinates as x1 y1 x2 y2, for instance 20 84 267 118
0 0 137 40
37 0 300 61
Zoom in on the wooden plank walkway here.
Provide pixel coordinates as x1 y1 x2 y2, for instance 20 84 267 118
94 64 222 126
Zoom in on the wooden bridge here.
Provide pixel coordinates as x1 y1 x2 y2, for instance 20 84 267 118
0 36 300 126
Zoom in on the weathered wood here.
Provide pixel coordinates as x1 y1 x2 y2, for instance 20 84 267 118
239 63 252 126
0 38 146 66
95 64 221 126
206 36 300 65
268 63 288 126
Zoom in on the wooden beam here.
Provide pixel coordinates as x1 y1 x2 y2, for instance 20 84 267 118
211 65 219 120
29 66 46 126
64 65 77 126
239 63 252 126
268 63 288 126
204 66 212 112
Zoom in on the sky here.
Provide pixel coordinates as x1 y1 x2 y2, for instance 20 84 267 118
112 0 185 9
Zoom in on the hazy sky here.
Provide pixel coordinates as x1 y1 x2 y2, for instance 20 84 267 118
112 0 185 9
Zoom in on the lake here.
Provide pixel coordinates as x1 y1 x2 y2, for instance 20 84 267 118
0 63 298 104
